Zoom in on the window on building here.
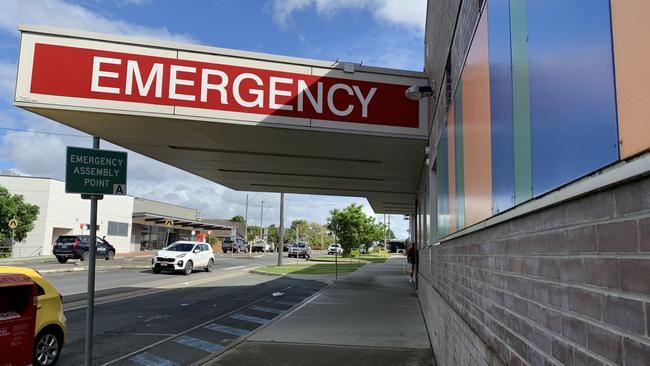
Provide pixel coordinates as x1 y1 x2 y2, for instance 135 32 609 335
444 58 452 111
107 221 129 237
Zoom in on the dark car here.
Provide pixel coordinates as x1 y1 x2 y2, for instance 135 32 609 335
222 238 247 253
52 235 116 263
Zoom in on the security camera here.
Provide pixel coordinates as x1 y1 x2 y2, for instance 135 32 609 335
405 84 435 101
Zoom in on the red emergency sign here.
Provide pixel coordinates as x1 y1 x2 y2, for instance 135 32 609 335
29 43 419 128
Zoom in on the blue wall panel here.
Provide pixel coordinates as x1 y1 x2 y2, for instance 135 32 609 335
526 0 619 196
437 126 449 238
488 0 515 214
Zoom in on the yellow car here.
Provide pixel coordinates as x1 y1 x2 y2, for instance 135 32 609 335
0 267 67 366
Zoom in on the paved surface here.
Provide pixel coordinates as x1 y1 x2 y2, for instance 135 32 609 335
53 263 325 365
205 258 435 366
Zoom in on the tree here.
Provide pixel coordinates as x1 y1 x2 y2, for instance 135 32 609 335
305 222 331 250
326 204 384 256
266 224 279 244
246 225 261 242
231 215 245 223
290 219 309 242
0 186 40 243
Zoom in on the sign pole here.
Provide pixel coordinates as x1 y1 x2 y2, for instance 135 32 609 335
84 136 100 366
277 192 284 266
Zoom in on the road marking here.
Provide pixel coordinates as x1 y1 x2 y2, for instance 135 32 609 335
205 323 249 337
230 313 270 324
65 271 249 311
224 265 245 270
269 300 296 306
173 335 223 353
130 352 179 366
101 285 292 366
250 305 285 315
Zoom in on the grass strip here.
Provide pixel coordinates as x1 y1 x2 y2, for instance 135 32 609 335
255 262 365 275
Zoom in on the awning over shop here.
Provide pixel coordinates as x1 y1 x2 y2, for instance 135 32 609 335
132 214 231 232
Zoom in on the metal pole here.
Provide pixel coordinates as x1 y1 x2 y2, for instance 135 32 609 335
245 194 249 256
260 200 264 238
277 193 284 266
84 136 100 366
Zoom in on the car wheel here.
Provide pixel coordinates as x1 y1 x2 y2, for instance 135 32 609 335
105 251 115 260
183 260 193 275
205 259 214 272
223 249 228 254
82 251 89 261
34 328 62 366
56 256 68 264
152 265 161 274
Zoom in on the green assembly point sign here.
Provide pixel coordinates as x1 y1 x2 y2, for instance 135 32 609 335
66 146 127 195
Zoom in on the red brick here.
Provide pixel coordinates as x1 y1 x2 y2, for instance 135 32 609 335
602 295 645 335
574 349 605 366
620 259 650 295
624 337 650 366
542 308 562 334
597 220 638 252
614 177 650 216
558 258 585 284
568 287 601 320
584 258 619 289
640 217 650 252
562 316 587 346
587 325 622 364
566 225 597 253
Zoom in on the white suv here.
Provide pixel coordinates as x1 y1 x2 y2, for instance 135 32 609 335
152 241 214 275
328 244 343 255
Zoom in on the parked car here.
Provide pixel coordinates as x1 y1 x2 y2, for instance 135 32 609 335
328 243 343 255
288 242 312 258
52 235 115 263
0 267 67 366
222 238 247 253
282 242 291 252
251 239 273 253
151 241 214 275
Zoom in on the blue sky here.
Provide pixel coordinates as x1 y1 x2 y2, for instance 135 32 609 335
0 0 426 238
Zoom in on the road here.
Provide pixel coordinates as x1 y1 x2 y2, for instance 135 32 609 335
34 252 325 365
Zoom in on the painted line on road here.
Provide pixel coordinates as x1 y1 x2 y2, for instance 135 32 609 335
230 313 270 325
173 335 223 353
65 271 249 311
250 305 285 315
223 265 245 270
205 323 249 337
101 285 292 366
130 352 179 366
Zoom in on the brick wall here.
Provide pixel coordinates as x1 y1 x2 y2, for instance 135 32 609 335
419 174 650 365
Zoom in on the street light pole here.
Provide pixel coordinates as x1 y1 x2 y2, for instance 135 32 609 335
277 193 284 266
260 201 264 239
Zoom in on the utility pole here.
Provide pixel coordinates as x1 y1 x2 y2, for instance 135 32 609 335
277 193 284 266
384 213 387 249
260 200 265 239
244 193 248 245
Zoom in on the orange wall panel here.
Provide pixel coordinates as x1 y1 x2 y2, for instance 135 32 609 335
461 11 493 227
447 105 457 233
611 0 650 158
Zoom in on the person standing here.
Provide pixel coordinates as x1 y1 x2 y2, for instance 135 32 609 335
406 243 417 284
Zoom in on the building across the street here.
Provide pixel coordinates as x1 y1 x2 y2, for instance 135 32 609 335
0 174 235 257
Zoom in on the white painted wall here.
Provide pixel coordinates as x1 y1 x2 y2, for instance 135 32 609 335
0 176 134 257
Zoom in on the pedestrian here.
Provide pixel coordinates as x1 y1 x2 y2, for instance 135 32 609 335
406 243 417 284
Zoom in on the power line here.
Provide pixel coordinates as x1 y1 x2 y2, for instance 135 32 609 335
0 126 90 138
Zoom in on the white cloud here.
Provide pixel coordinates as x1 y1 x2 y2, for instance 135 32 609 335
0 63 16 99
270 0 426 32
0 0 196 43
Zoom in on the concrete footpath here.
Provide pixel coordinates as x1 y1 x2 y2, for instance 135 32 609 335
205 258 435 366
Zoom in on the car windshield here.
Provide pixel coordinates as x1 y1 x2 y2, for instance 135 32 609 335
165 243 195 252
298 243 305 247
